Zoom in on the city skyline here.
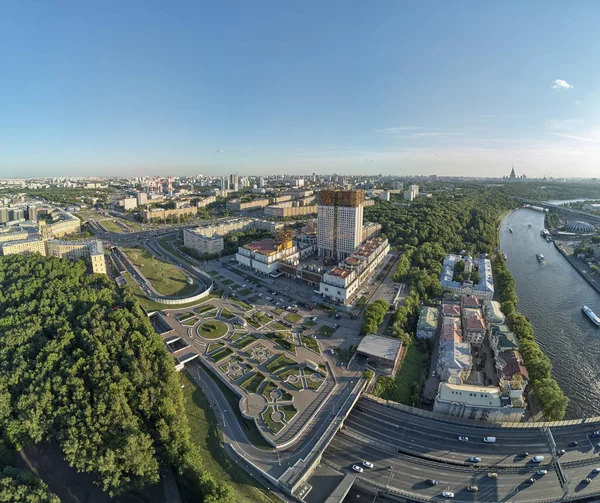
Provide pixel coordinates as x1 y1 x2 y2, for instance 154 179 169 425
3 2 600 178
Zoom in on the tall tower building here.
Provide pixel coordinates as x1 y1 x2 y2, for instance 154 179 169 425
230 173 238 186
317 190 364 260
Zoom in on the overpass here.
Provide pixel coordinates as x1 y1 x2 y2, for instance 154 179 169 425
515 198 600 225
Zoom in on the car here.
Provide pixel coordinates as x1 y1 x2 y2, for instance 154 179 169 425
468 457 481 463
593 468 600 474
582 478 592 484
426 479 437 485
362 461 374 468
537 469 548 475
352 465 363 473
591 431 600 438
467 485 479 492
569 441 579 447
487 472 498 478
432 371 436 377
458 436 469 442
557 449 566 456
441 492 454 498
311 316 317 321
527 478 536 484
333 323 340 328
266 297 272 301
518 452 529 457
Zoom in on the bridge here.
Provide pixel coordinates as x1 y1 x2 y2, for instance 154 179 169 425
515 198 600 225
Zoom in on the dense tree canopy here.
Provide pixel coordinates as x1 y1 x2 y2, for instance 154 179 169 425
0 254 233 501
0 467 59 503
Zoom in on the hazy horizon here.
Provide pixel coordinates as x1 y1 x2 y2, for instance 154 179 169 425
2 2 600 179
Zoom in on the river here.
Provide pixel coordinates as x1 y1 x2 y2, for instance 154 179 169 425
500 208 600 419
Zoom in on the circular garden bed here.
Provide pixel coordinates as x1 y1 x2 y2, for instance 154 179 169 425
196 320 229 339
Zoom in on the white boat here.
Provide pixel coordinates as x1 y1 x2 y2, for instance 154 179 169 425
536 252 545 263
583 306 600 327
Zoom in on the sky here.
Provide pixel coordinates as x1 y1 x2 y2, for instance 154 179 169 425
2 1 600 179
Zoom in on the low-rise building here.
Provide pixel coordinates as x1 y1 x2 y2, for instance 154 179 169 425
461 295 481 309
121 197 137 211
437 316 472 381
140 206 196 222
433 376 525 422
495 349 528 389
462 307 486 345
46 239 106 274
236 236 299 275
226 198 270 211
196 195 216 207
183 229 224 256
356 335 403 376
483 300 505 325
440 254 494 300
416 306 439 339
264 204 317 218
442 303 461 317
362 222 382 241
490 326 519 354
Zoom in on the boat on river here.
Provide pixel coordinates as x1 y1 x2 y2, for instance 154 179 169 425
536 252 545 263
502 253 507 260
509 227 513 233
546 235 552 242
583 306 600 327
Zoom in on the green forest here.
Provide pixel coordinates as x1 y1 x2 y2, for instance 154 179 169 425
0 254 233 501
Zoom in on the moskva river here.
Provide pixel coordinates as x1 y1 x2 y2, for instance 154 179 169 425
500 208 600 419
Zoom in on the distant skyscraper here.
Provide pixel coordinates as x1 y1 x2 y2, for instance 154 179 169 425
317 190 364 260
0 208 8 224
510 166 516 179
230 173 238 186
221 177 230 190
258 177 265 188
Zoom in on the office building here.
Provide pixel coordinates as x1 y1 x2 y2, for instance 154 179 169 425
317 190 364 260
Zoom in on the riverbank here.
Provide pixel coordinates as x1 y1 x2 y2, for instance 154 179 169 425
554 241 600 296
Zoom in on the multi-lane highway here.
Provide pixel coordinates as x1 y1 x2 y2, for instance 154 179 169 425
312 397 600 502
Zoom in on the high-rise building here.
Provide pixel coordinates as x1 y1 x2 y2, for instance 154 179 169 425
317 190 364 260
230 173 238 186
221 177 230 190
258 177 265 188
0 208 10 224
137 192 148 206
409 184 419 197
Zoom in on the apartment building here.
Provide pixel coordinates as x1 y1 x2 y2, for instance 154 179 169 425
140 206 196 222
183 229 224 256
226 198 270 211
46 239 106 274
0 238 47 256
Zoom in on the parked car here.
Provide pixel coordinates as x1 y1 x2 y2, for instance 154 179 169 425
582 478 592 484
352 465 363 473
537 470 548 476
467 485 479 492
518 452 529 458
362 461 373 468
569 441 579 447
591 431 600 438
426 479 437 485
441 491 454 498
468 457 481 463
458 436 468 442
487 472 498 478
527 478 536 484
557 449 566 456
593 468 600 474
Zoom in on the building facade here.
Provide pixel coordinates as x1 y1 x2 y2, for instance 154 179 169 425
317 190 364 260
183 229 224 256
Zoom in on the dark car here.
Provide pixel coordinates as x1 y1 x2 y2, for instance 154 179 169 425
569 441 579 447
582 478 592 484
426 479 438 486
591 431 600 438
518 452 529 457
527 478 536 484
557 449 566 455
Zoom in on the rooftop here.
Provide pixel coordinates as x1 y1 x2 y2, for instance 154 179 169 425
418 306 439 331
243 239 276 254
438 380 502 408
356 335 402 362
327 267 352 278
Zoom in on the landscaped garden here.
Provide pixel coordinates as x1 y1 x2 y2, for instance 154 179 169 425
239 372 266 394
269 322 288 331
220 308 235 319
197 320 229 339
266 354 297 373
317 325 337 337
284 313 302 323
235 334 257 349
239 288 252 296
264 332 296 354
303 319 317 327
232 299 253 311
211 347 233 362
301 335 320 354
196 304 216 315
262 406 284 434
208 342 225 353
279 404 298 422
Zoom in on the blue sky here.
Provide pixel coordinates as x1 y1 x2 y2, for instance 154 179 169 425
1 1 600 178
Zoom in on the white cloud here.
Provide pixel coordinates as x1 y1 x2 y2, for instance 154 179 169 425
216 149 225 153
374 127 426 134
549 132 596 143
544 119 582 131
552 79 573 90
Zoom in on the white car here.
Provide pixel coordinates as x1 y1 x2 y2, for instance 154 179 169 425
442 491 454 498
352 465 364 473
458 436 468 442
362 461 374 468
537 469 548 475
593 468 600 474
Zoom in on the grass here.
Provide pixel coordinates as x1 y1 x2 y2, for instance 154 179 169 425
261 381 277 399
207 270 219 277
232 300 253 311
266 354 297 373
262 406 284 434
303 319 317 327
157 237 190 263
182 318 198 327
248 295 259 303
269 322 287 331
284 313 302 323
178 370 277 503
305 376 324 390
356 295 368 308
230 284 240 290
177 312 195 322
239 288 252 296
211 347 233 362
197 320 229 339
373 343 426 405
279 389 293 401
208 343 224 353
235 334 257 349
277 368 301 381
273 308 284 315
122 246 198 297
222 279 233 285
230 332 246 342
196 304 217 314
318 325 336 337
240 372 266 394
220 308 235 319
279 404 298 423
263 332 296 354
100 219 125 233
301 335 320 354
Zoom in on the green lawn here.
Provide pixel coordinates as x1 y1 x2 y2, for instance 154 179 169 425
232 300 253 311
261 381 277 399
222 279 233 285
277 368 301 381
303 320 316 327
211 347 233 362
230 284 240 290
100 219 125 233
178 370 278 503
122 246 197 297
177 312 195 322
284 313 302 323
305 377 324 390
248 295 259 303
273 308 284 315
372 343 426 405
157 237 190 263
197 320 229 339
263 332 296 354
279 404 298 423
196 304 217 314
181 318 198 327
230 332 246 342
208 343 224 353
280 389 293 401
301 335 320 354
240 372 266 394
269 322 287 331
262 406 284 434
235 334 257 349
207 270 219 277
266 354 297 373
318 325 336 337
239 288 252 296
220 308 236 319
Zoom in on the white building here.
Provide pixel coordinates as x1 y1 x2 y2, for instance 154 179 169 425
121 197 137 211
317 190 364 260
236 238 299 275
183 229 224 256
